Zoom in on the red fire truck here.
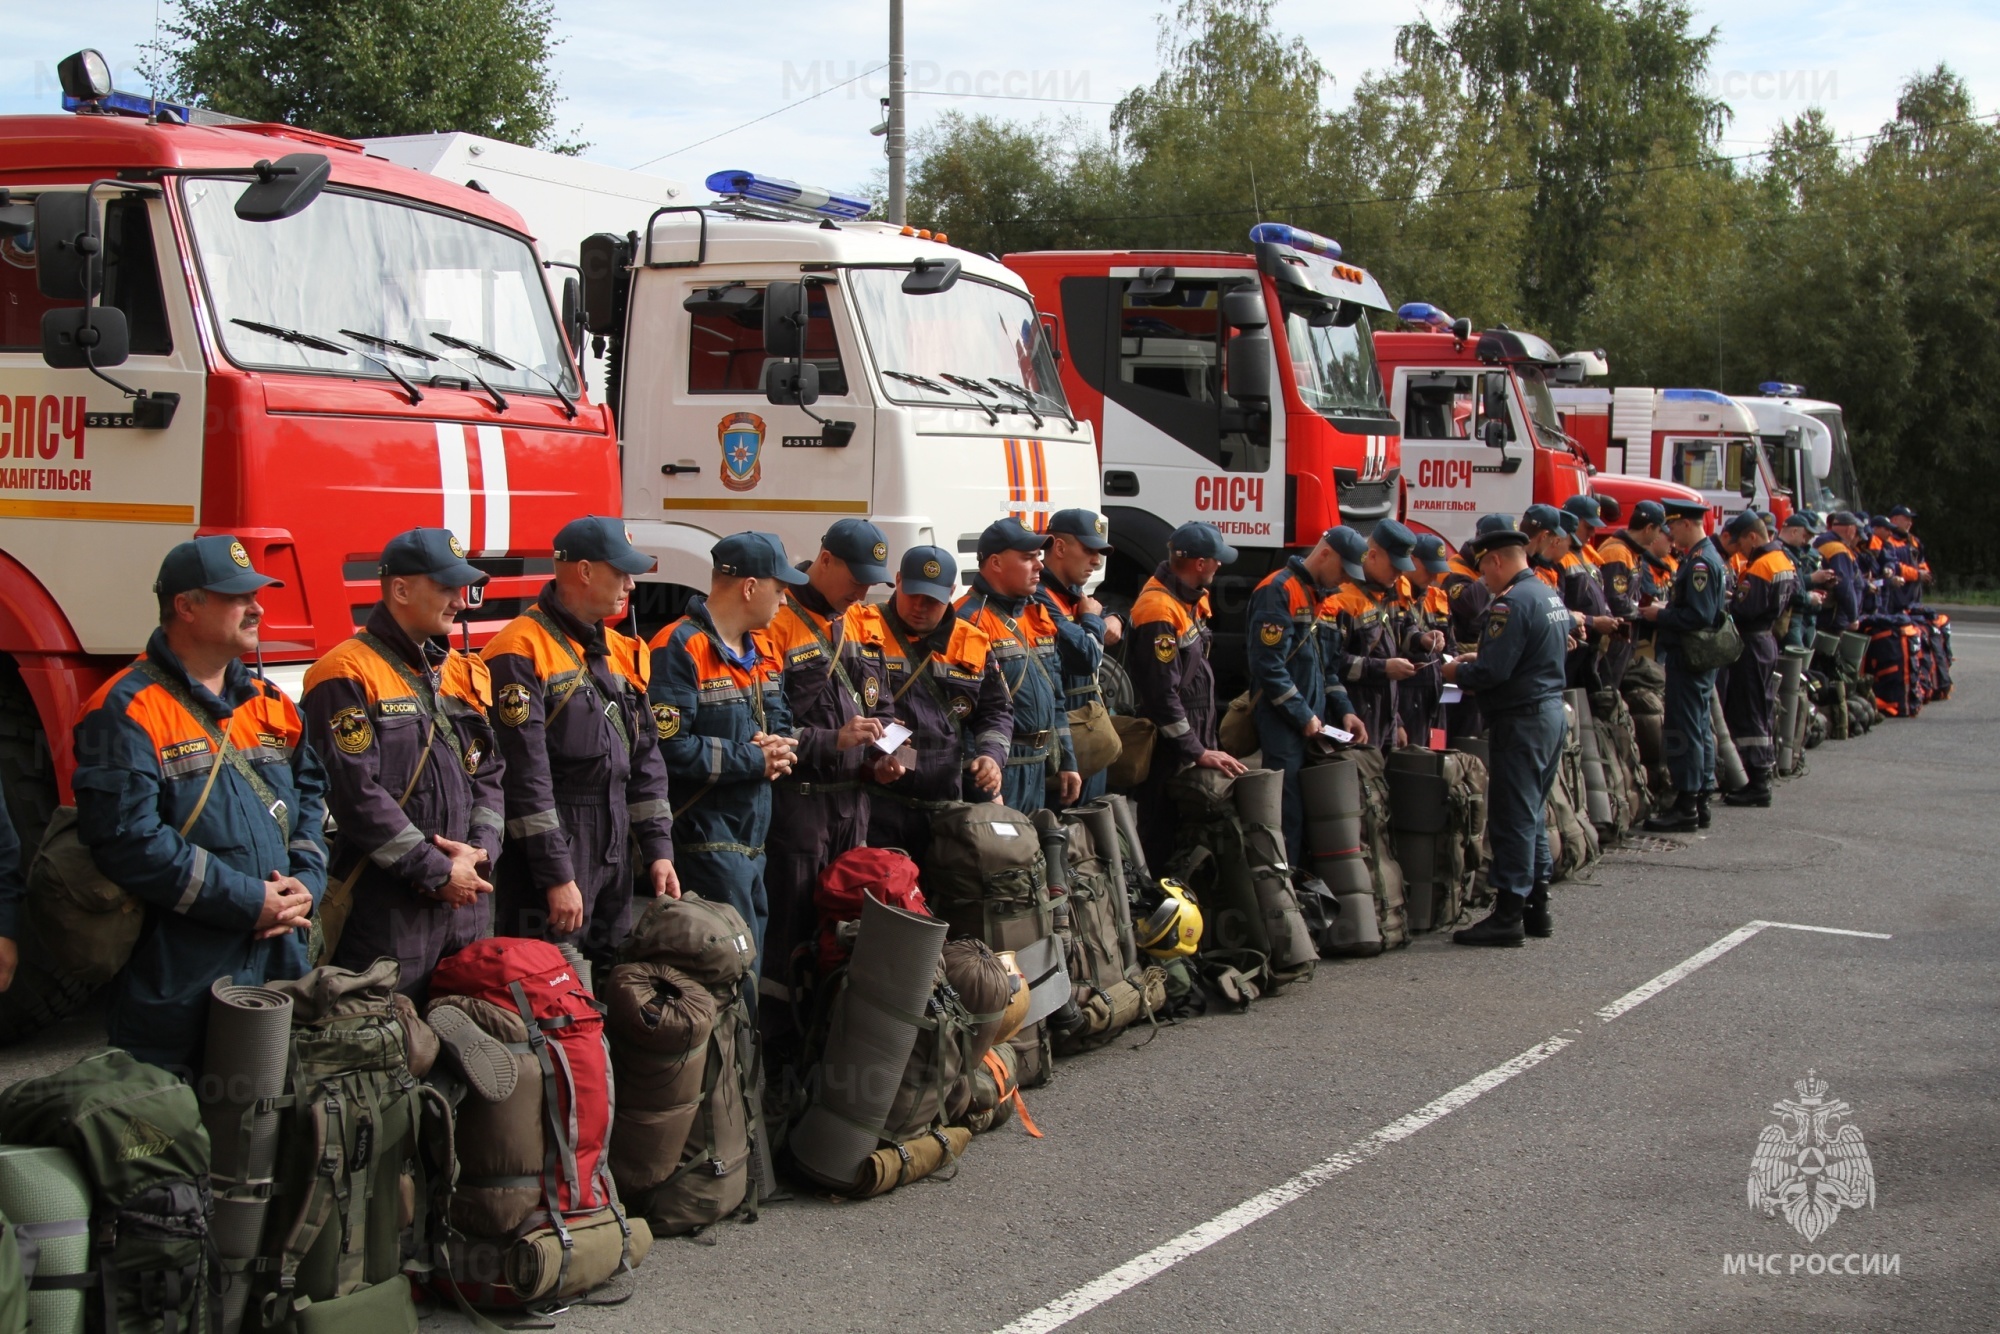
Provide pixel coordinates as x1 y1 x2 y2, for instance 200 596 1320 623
1007 224 1401 665
0 54 620 846
1373 304 1704 547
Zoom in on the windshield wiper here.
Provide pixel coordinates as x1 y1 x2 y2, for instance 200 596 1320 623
431 332 576 419
991 375 1077 432
341 329 441 365
883 369 953 395
231 318 424 405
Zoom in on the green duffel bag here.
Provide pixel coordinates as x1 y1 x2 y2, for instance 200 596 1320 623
0 1205 24 1334
1677 615 1744 672
25 807 144 991
0 1049 215 1334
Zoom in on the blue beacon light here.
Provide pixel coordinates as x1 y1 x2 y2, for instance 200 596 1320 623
1397 302 1454 330
1758 381 1807 397
1248 222 1342 259
705 169 872 220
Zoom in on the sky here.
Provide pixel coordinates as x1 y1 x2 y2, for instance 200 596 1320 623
7 0 1998 206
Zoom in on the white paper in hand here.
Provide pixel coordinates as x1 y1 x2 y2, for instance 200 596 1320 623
1441 684 1464 704
873 722 913 754
1327 726 1356 744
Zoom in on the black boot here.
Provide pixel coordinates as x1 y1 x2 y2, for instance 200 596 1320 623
1645 791 1701 833
1453 893 1525 947
1723 767 1772 807
1522 882 1551 938
1697 790 1713 827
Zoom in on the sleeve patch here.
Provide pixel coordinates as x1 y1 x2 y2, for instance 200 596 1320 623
330 706 374 755
653 703 681 739
1257 621 1286 647
496 683 532 727
1153 633 1178 663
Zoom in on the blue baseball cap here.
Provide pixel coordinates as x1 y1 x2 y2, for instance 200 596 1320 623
1827 510 1859 528
1723 510 1764 539
155 534 283 598
1521 503 1565 534
1628 500 1666 529
1370 518 1417 571
712 531 809 585
1469 516 1529 554
1889 504 1915 519
1412 533 1450 574
379 527 487 588
898 545 958 602
554 516 655 574
1047 508 1112 552
823 518 892 583
977 516 1048 562
1323 526 1368 581
1562 494 1602 526
1169 521 1237 564
1868 513 1895 530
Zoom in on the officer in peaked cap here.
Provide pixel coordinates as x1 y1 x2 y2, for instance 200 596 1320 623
1038 508 1120 803
1640 497 1726 831
1444 517 1570 946
304 528 504 999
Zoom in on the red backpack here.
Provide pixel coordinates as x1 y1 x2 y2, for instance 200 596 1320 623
430 938 616 1217
815 847 928 970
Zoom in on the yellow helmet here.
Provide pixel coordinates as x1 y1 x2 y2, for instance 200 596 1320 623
1137 878 1202 960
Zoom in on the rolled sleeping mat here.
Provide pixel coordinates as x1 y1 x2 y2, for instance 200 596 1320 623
1776 648 1808 776
1230 769 1314 977
1838 630 1868 675
1299 755 1370 898
604 962 717 1198
0 1145 91 1334
1709 691 1748 792
790 893 949 1191
850 1126 973 1199
201 978 293 1334
501 1209 654 1303
1383 750 1447 933
1575 722 1614 828
1011 933 1074 1030
1108 794 1150 881
1323 892 1383 957
556 942 594 998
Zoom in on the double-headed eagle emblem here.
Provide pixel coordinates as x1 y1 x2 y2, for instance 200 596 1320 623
1748 1070 1875 1242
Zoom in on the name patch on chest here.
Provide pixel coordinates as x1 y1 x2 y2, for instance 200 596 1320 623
159 737 212 765
377 699 419 717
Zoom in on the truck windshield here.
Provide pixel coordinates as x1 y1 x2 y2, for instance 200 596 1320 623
1281 309 1388 418
1517 373 1566 444
845 269 1069 414
1805 408 1862 511
182 181 575 397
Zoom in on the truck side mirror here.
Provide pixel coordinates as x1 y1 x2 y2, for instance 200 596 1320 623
1221 289 1267 330
1483 382 1510 431
1040 312 1062 363
35 191 99 300
763 357 820 406
579 232 628 337
762 280 807 360
1128 266 1175 301
560 276 584 357
1740 472 1757 500
42 304 129 369
902 257 960 295
232 153 331 222
1225 329 1272 401
1481 418 1508 450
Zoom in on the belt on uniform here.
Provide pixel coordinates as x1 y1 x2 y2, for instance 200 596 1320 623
678 840 766 857
1004 748 1051 768
1014 729 1053 749
775 779 861 796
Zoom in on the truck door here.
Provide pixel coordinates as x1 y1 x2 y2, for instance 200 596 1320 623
1062 273 1283 547
1 189 205 654
1394 367 1528 548
625 276 873 543
1667 435 1760 521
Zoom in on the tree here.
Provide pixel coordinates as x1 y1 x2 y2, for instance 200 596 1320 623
145 0 581 151
903 113 1120 255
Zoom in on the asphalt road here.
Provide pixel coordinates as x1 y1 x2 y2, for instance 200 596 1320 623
4 628 1992 1332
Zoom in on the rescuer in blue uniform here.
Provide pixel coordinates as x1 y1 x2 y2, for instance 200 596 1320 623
1443 518 1570 947
956 519 1079 815
1245 530 1366 869
1641 498 1728 832
1037 508 1117 804
646 532 802 991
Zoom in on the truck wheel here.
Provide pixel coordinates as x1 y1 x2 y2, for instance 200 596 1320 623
0 659 102 1046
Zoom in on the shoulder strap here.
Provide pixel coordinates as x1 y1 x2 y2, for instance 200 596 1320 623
783 593 868 712
525 608 631 750
878 616 954 716
136 660 291 840
356 631 464 770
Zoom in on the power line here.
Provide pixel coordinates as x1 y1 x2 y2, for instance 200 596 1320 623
631 62 890 170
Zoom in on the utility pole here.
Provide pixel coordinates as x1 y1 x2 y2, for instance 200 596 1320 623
887 0 906 225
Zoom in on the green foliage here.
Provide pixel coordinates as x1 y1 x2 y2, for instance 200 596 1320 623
905 1 2000 584
144 0 581 151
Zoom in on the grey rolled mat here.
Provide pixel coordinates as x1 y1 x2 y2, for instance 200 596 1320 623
1776 648 1809 775
0 1145 91 1334
790 893 948 1191
1709 691 1747 791
1300 756 1369 896
201 977 294 1334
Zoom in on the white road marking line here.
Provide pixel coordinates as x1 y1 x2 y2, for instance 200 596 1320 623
1761 920 1894 939
992 1034 1578 1334
994 919 1893 1334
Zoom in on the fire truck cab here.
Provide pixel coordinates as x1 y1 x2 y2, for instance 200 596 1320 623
582 172 1098 623
1007 224 1400 668
0 56 620 830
